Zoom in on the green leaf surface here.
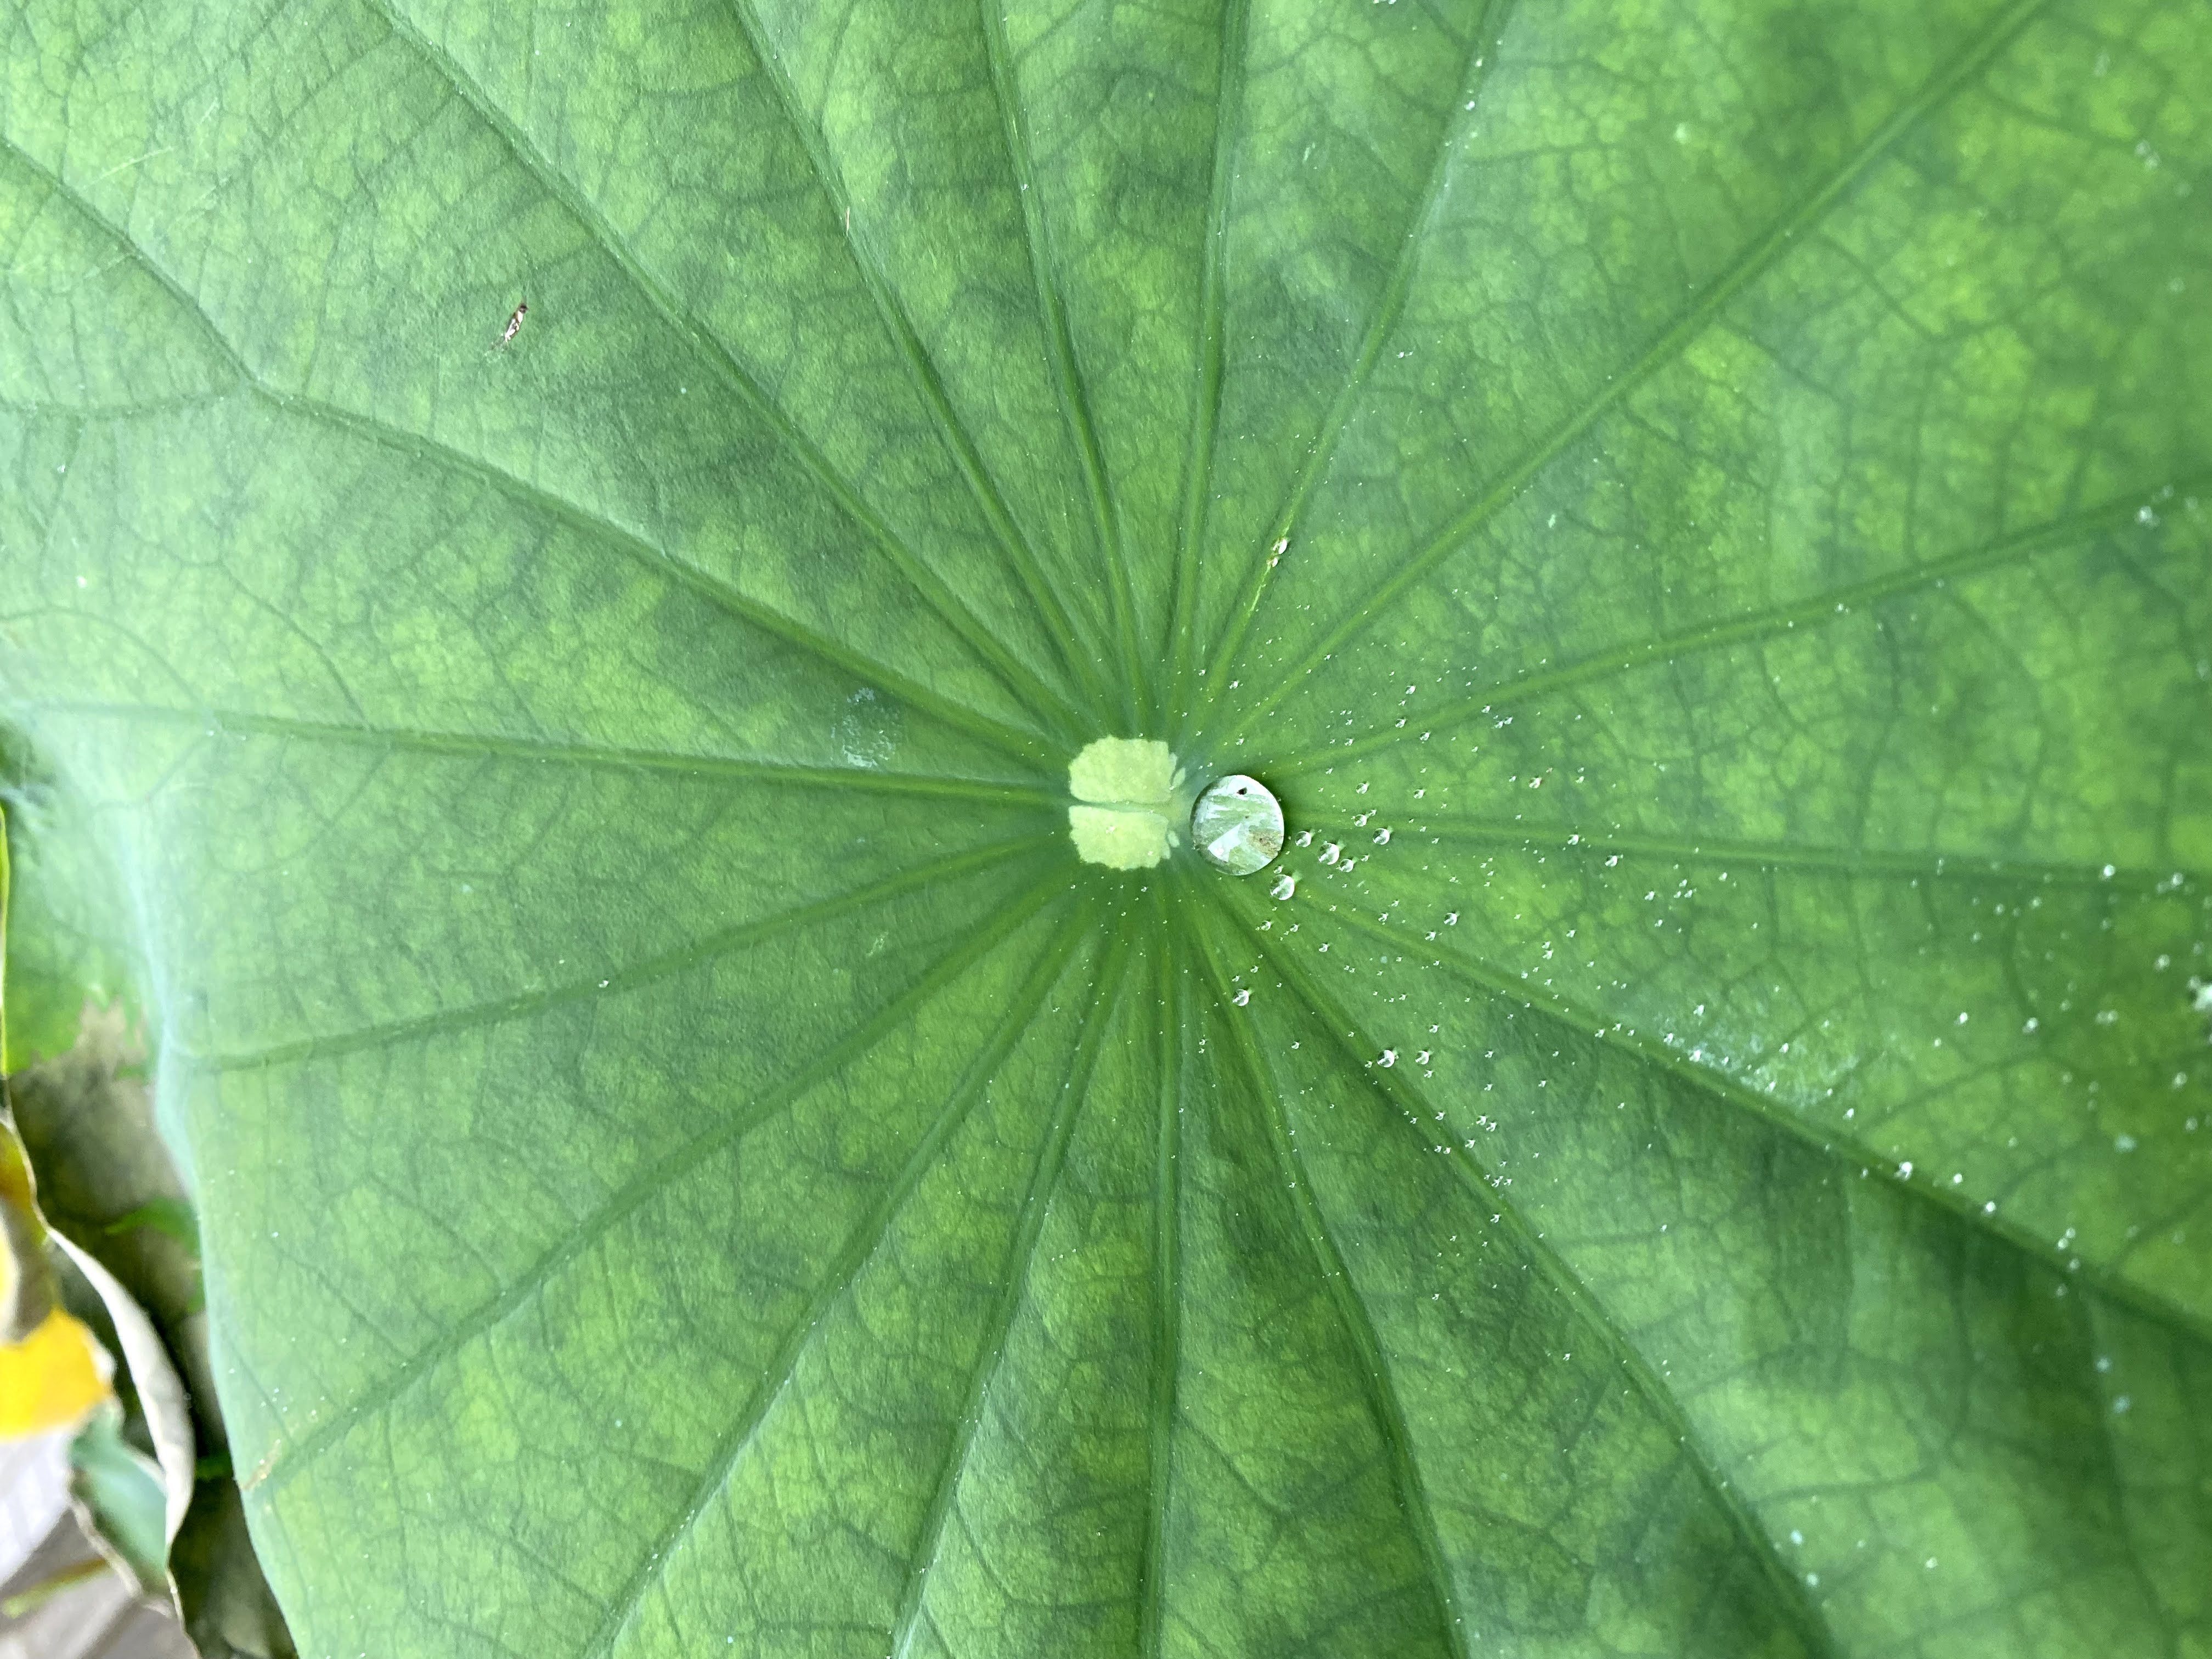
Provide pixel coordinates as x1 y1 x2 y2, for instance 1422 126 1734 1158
1 752 142 1073
3 0 2210 1655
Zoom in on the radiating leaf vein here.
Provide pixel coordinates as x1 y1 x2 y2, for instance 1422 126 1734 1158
1212 888 1843 1659
1184 906 1471 1659
356 0 1094 741
196 835 1054 1075
719 0 1112 726
0 131 1062 763
1195 0 1517 714
1295 893 2212 1350
1218 0 2055 740
1163 0 1252 712
1269 483 2184 776
977 0 1146 729
18 700 1056 802
577 915 1089 1659
1292 814 2203 891
884 921 1132 1659
244 871 1071 1500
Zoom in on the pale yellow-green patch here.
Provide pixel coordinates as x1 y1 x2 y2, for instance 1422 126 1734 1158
1067 738 1185 870
1068 806 1172 870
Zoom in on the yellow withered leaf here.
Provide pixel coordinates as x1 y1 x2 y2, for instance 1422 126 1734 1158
0 1305 114 1439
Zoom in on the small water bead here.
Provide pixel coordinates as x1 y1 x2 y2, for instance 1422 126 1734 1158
1191 774 1285 875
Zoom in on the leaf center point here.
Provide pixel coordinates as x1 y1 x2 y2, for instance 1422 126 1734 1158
1066 738 1186 870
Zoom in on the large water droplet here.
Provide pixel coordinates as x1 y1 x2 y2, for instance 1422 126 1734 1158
1192 774 1284 876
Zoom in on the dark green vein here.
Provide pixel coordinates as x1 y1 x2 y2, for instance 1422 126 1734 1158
1267 483 2182 776
0 135 254 391
1206 885 1844 1659
977 0 1146 731
1214 0 2053 742
2072 1297 2188 1656
1142 890 1185 1659
884 923 1132 1659
577 914 1088 1659
720 0 1114 727
1191 0 1516 720
1291 812 2204 893
0 391 234 420
357 0 1091 744
1183 907 1470 1659
261 386 1055 764
1163 0 1253 724
1275 888 2212 1353
353 10 1079 743
195 834 1054 1075
21 700 1056 805
0 135 1055 766
244 870 1069 1500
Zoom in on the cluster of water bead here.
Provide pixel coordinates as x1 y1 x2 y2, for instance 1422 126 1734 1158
1065 740 1283 876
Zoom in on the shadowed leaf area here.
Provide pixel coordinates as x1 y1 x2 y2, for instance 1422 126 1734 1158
2 0 2209 1654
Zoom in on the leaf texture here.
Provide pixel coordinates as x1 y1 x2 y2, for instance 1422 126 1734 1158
2 0 2209 1654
